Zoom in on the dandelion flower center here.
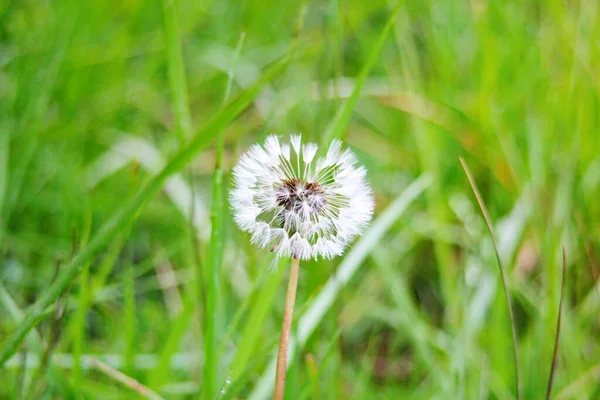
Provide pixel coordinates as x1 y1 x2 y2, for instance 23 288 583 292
275 178 327 215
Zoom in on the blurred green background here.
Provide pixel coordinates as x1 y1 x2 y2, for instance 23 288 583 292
1 0 599 399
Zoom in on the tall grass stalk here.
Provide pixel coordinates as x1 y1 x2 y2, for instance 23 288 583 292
72 211 92 391
460 158 521 399
0 131 8 230
203 32 246 399
545 248 567 400
161 0 192 142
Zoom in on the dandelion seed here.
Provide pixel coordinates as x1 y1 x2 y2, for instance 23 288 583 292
230 134 374 261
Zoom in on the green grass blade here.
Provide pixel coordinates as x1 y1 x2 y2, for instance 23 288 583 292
0 49 298 368
371 244 448 387
72 209 92 391
148 285 196 388
0 129 8 230
161 0 192 142
545 247 567 400
0 284 73 398
91 236 126 295
320 2 401 146
123 257 137 374
88 358 165 400
203 32 246 400
228 265 285 381
460 158 521 400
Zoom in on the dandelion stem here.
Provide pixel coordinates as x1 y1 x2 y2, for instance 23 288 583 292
274 257 300 400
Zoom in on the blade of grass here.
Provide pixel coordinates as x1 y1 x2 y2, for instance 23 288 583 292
91 235 126 295
161 0 192 142
166 4 201 383
459 157 521 400
25 261 72 400
320 2 401 146
222 34 246 107
148 285 198 387
72 209 93 391
123 255 137 374
88 357 165 400
4 1 76 229
85 135 211 240
4 351 199 371
392 6 458 323
545 247 567 400
555 362 600 400
370 243 448 386
214 377 232 400
573 212 600 298
297 329 342 400
203 32 246 400
248 173 433 400
0 48 299 367
220 337 280 400
155 251 184 317
0 284 73 397
227 264 285 381
63 231 130 370
0 129 8 230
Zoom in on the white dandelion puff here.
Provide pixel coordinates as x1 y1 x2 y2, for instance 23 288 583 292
230 134 375 261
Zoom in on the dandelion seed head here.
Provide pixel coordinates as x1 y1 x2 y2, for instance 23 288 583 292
230 134 374 261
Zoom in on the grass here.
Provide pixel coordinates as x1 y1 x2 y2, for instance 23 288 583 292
1 0 599 399
460 157 521 398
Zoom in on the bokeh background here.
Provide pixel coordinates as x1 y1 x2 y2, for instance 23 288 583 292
1 0 599 399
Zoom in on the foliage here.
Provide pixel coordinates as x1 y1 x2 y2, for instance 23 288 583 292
0 0 598 399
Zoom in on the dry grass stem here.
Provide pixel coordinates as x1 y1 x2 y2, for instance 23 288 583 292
88 357 165 400
460 157 521 400
274 257 300 400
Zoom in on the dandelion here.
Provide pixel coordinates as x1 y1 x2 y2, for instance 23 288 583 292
230 134 374 399
230 134 374 263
